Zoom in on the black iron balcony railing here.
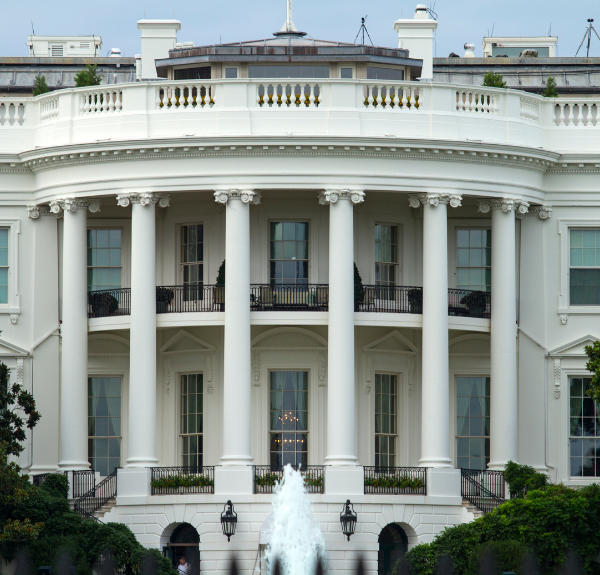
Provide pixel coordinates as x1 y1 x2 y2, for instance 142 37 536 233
87 285 491 319
461 469 505 514
364 466 427 495
72 469 96 498
150 466 215 495
253 465 324 494
250 285 328 311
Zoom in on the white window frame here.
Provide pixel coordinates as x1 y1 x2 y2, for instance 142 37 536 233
178 223 205 286
365 64 406 81
86 220 130 290
448 219 491 289
338 64 355 79
0 220 20 315
362 214 407 286
374 372 399 467
374 222 400 287
179 372 204 467
224 66 240 79
455 227 492 293
558 219 600 314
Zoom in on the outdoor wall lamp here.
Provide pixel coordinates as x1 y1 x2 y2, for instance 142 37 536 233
340 499 357 541
220 500 237 541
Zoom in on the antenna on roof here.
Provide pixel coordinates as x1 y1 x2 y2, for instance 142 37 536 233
354 15 373 46
575 18 600 57
31 21 35 36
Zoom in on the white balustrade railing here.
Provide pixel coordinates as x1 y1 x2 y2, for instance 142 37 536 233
40 97 59 123
0 100 26 126
520 96 540 123
456 89 499 114
554 100 600 127
156 84 215 109
256 82 322 108
362 83 420 110
79 89 123 114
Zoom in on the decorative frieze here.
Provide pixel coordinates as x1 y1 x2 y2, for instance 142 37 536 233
477 198 529 214
116 193 170 208
318 190 365 205
214 189 261 205
408 193 462 208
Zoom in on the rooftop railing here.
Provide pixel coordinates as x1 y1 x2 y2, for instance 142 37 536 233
2 80 597 154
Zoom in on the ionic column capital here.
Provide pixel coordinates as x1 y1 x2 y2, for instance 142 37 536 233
318 189 365 205
28 205 62 219
518 204 552 220
214 189 261 205
409 193 462 208
116 193 170 208
478 198 529 215
48 198 101 214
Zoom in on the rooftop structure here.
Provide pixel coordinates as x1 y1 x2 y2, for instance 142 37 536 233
482 36 558 58
27 35 103 58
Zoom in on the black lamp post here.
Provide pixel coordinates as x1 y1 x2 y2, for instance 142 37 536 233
220 500 237 542
340 499 357 541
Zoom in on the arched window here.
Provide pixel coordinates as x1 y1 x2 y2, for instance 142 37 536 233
378 524 408 575
165 523 200 575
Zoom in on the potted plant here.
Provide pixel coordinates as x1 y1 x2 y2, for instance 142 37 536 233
407 288 422 314
354 263 364 311
214 260 225 310
156 287 175 313
460 290 489 317
88 291 119 317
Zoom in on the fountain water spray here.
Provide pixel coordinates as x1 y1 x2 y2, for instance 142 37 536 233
266 465 326 575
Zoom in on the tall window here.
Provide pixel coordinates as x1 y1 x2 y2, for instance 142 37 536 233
270 371 308 467
88 377 121 476
270 223 308 285
87 229 122 292
456 377 490 470
375 225 398 287
570 377 600 476
457 229 491 292
570 229 600 305
375 374 397 467
181 374 203 468
0 229 8 304
181 225 204 285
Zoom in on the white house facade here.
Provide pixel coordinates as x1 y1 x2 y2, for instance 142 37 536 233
2 5 600 575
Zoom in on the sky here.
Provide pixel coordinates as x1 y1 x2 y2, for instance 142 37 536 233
2 0 600 59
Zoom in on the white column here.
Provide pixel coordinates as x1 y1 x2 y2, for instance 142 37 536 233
409 193 462 468
479 198 528 470
214 189 260 466
117 192 170 468
320 190 364 466
54 198 100 471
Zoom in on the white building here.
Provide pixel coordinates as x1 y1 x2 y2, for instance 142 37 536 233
1 4 599 574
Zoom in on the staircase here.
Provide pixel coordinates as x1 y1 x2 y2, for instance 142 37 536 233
73 469 118 523
461 469 505 515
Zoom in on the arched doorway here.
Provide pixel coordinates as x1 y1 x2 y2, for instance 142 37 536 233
163 523 200 575
378 524 408 575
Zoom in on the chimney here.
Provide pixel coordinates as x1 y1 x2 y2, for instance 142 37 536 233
464 43 475 58
393 4 438 80
137 19 181 80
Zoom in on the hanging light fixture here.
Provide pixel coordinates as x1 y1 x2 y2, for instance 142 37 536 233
220 500 237 541
339 499 357 541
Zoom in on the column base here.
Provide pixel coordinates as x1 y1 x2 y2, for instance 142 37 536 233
58 460 91 472
214 465 254 495
487 460 513 471
324 465 364 496
125 457 159 468
117 467 152 498
419 457 453 469
323 455 359 466
219 455 254 466
427 468 461 498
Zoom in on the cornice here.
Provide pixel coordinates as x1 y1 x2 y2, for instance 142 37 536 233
13 137 561 175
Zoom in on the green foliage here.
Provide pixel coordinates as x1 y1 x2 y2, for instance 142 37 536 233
364 475 424 490
151 474 214 489
253 472 323 488
401 482 600 575
584 340 600 401
467 540 529 575
460 290 489 312
504 460 548 497
482 71 507 88
354 263 364 303
216 259 225 285
542 76 559 98
130 547 174 575
74 64 102 88
32 76 50 97
39 474 69 499
0 362 41 457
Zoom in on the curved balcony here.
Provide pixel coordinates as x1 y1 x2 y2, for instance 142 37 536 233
87 285 490 319
1 79 596 156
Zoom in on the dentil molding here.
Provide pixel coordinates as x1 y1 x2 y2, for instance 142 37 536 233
477 198 529 214
318 190 365 205
214 189 261 205
408 193 462 208
116 193 170 208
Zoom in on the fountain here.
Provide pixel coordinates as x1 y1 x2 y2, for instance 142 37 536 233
265 465 326 575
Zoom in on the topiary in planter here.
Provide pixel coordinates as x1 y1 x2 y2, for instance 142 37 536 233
354 263 364 310
88 291 119 317
460 290 489 317
408 288 423 314
156 287 175 313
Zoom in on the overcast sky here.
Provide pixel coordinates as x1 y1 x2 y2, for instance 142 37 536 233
3 0 600 59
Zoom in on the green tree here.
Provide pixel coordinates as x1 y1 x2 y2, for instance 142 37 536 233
74 64 102 88
32 76 50 97
216 259 225 285
542 76 559 98
482 71 507 88
584 340 600 401
504 460 548 497
354 263 364 305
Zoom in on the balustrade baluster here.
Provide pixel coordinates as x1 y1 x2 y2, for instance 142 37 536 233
559 103 567 126
401 88 409 110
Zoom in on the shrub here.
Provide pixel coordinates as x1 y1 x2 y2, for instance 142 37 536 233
364 475 424 490
33 76 50 97
354 263 364 304
216 260 225 285
74 64 102 88
39 473 69 499
467 540 529 575
482 71 507 88
504 460 548 497
542 76 559 98
151 474 214 489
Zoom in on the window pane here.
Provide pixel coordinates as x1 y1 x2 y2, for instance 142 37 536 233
456 376 490 470
570 377 600 476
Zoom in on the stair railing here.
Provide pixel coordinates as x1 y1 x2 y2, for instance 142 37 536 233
73 469 118 522
461 469 505 514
